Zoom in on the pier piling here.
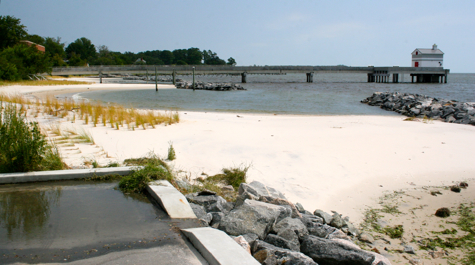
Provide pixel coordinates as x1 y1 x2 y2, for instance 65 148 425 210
241 72 247 83
155 67 158 91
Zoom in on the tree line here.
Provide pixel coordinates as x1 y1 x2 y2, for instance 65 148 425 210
0 15 236 81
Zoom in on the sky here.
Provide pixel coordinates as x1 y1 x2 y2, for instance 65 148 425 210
1 0 474 72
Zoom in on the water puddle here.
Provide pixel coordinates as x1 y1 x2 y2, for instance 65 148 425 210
0 180 202 264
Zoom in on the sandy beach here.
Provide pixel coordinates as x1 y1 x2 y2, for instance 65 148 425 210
2 80 475 225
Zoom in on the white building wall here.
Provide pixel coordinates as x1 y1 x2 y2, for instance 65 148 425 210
412 59 443 67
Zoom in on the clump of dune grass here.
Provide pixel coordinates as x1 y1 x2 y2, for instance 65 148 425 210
119 153 173 193
167 141 176 161
0 92 180 133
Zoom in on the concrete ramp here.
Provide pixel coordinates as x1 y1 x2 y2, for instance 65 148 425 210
146 180 197 219
182 227 259 265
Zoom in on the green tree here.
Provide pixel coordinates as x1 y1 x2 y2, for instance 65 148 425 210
65 37 96 64
26 34 45 46
159 50 174 65
203 50 225 65
44 37 66 66
67 52 87 66
172 49 187 64
0 16 27 50
44 37 65 57
227 57 236 66
186 47 202 65
0 44 51 80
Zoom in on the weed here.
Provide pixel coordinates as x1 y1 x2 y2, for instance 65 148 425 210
404 116 418 121
76 128 94 144
119 154 173 193
106 162 120 167
167 141 176 161
381 204 402 214
383 225 404 239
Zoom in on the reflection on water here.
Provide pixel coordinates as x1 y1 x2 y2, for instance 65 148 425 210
0 187 61 241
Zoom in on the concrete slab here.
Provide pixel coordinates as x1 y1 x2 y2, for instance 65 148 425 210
146 180 197 219
0 167 135 184
181 227 260 265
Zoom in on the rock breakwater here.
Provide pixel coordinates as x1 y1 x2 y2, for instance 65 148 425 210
185 181 391 264
362 92 475 125
176 81 246 91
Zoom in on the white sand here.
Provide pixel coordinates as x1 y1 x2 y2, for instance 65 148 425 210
3 81 475 223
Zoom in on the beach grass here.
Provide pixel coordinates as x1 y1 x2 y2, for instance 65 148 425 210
0 92 180 130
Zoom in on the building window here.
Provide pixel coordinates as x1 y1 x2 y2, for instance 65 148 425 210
415 62 419 67
416 51 418 55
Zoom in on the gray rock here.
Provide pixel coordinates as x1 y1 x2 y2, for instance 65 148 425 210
343 221 359 236
186 193 231 214
242 233 259 246
264 233 299 252
175 179 192 192
301 235 375 265
259 196 301 218
404 245 416 254
239 181 287 200
313 209 333 225
218 199 292 239
209 212 225 226
252 240 317 265
295 202 305 213
307 223 348 240
358 232 375 244
222 185 234 192
330 213 344 229
189 203 212 225
300 214 324 228
273 217 309 239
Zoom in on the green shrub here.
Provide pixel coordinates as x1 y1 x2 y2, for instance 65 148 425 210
206 165 250 190
0 103 64 172
119 154 173 193
167 141 176 161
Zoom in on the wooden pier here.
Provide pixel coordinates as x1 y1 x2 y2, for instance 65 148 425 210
51 65 450 84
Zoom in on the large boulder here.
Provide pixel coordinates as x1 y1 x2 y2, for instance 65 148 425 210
259 196 302 218
264 233 299 252
252 240 317 265
218 199 292 239
239 181 287 200
301 235 375 265
307 223 348 240
273 217 309 239
265 217 309 251
185 193 233 214
314 209 333 225
189 203 212 225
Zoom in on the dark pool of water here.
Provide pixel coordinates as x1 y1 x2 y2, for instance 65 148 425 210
0 180 201 264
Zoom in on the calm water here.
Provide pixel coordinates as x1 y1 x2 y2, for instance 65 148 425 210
78 73 475 115
0 180 201 263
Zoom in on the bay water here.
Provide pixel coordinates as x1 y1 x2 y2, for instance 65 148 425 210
78 73 475 115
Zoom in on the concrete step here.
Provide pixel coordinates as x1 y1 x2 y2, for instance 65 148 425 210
146 180 197 219
182 227 259 265
0 167 135 184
